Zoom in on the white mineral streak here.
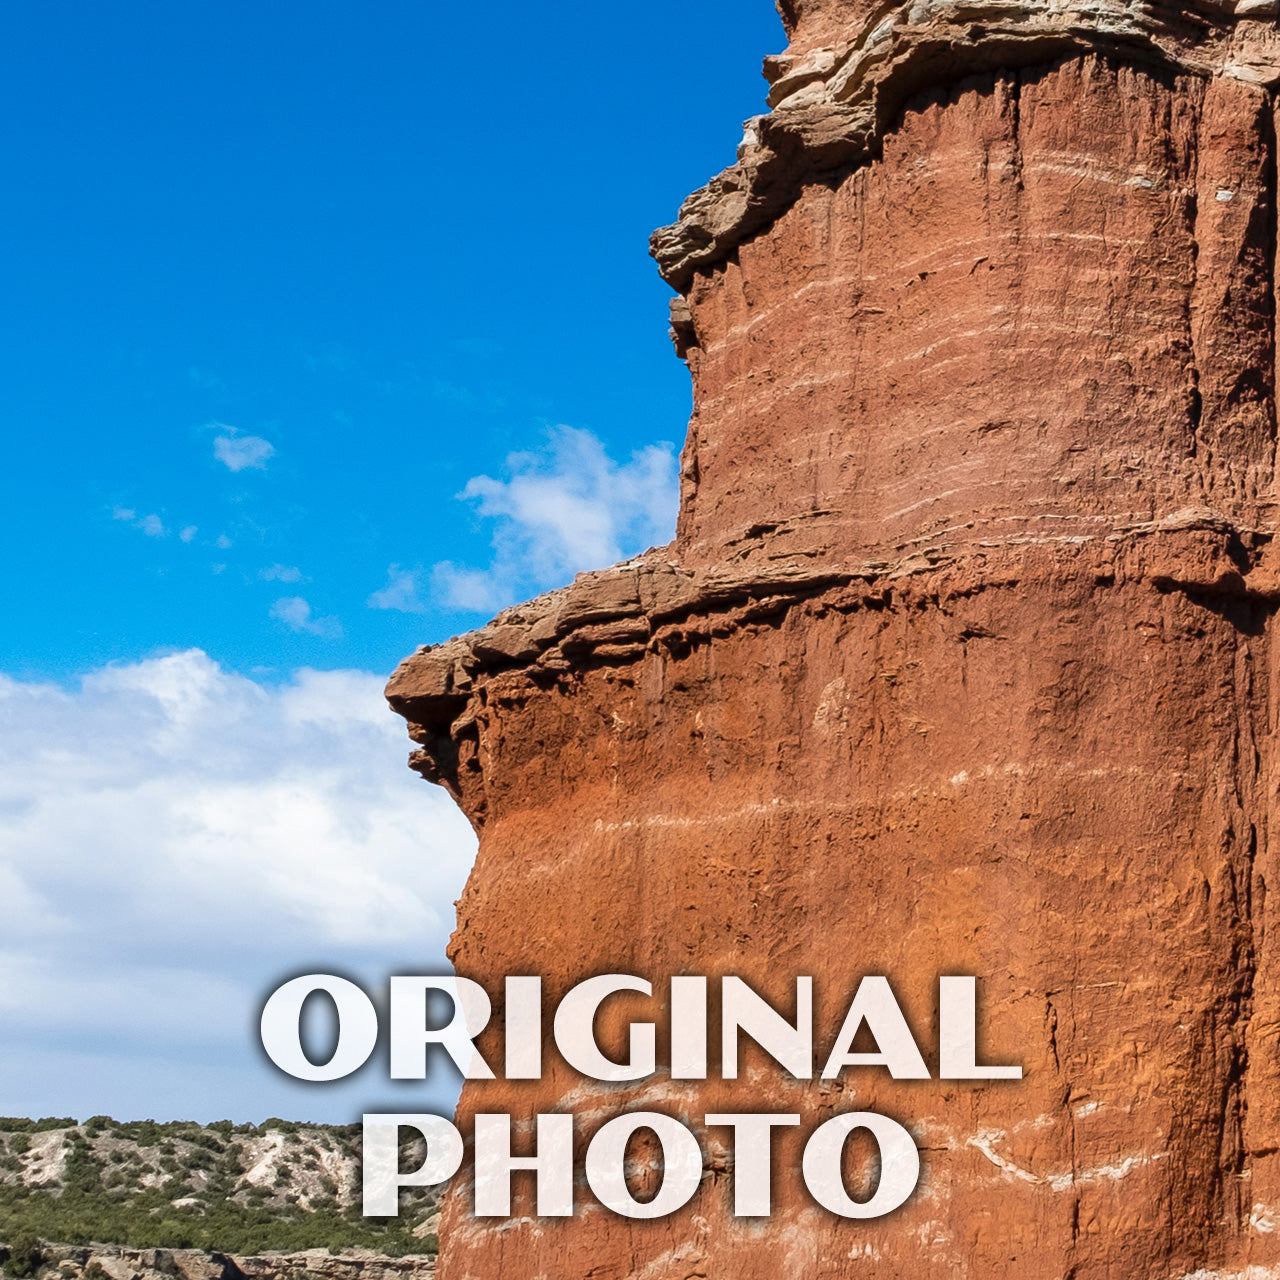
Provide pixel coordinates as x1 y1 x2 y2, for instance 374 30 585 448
1252 1204 1280 1234
965 1127 1168 1191
1178 1269 1280 1279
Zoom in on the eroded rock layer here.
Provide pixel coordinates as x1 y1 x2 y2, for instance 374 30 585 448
389 4 1280 1275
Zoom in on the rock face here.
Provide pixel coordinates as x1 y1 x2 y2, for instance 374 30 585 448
388 1 1280 1275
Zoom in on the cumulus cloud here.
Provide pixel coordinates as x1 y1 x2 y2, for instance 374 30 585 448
366 566 425 614
0 651 476 1120
179 525 198 543
373 426 678 617
113 507 167 538
269 596 342 639
431 563 508 615
212 426 276 472
260 564 304 584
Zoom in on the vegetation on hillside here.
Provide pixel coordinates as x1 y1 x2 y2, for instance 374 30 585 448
0 1118 439 1258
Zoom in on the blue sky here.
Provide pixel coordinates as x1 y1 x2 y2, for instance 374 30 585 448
0 2 785 1123
1 0 782 680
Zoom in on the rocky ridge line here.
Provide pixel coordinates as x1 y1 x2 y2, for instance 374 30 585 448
0 1120 439 1259
25 1245 433 1280
387 509 1279 815
651 0 1280 290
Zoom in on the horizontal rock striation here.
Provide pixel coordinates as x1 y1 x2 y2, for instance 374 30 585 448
389 516 1280 819
389 2 1280 1276
652 0 1280 290
670 55 1280 575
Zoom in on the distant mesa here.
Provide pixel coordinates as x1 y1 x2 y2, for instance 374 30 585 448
0 1118 438 1278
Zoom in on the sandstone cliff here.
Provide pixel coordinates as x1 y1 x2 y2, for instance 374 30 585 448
389 0 1280 1274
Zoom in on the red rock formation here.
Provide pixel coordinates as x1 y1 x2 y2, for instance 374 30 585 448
388 1 1280 1274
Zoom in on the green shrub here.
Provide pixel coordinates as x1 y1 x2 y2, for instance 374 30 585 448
3 1233 44 1278
0 1115 432 1258
113 1123 163 1149
153 1219 194 1249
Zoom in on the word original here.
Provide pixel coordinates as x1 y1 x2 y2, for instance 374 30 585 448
259 972 1022 1220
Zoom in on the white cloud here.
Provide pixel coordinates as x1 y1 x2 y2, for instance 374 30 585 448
179 525 198 543
387 426 678 617
113 507 167 538
0 651 476 1119
432 563 509 614
260 564 304 584
269 595 342 639
213 426 276 472
367 565 425 614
